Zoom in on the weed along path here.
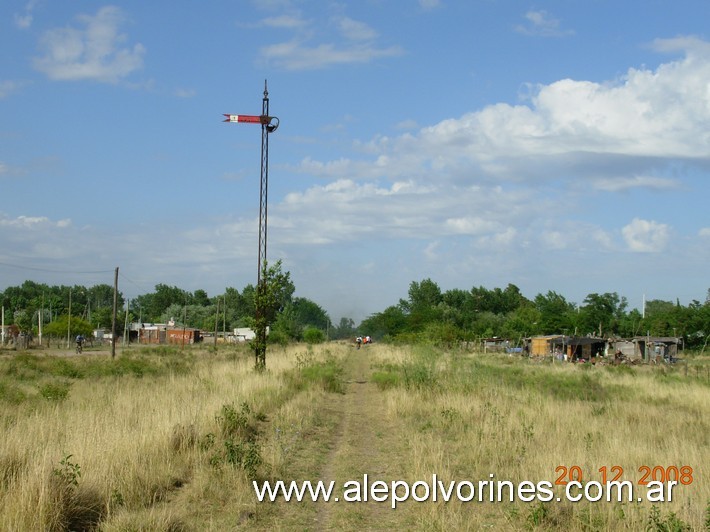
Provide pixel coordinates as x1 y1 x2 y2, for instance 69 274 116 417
312 345 414 531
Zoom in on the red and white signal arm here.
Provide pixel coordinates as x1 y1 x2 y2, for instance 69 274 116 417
223 114 262 123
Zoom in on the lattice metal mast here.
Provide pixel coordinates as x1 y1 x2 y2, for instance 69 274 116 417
223 80 279 284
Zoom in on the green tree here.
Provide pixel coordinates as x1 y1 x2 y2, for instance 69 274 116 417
292 297 330 333
270 304 301 342
133 284 189 322
534 291 576 334
253 260 293 370
193 289 211 307
402 278 443 331
333 317 356 340
578 292 627 337
501 305 543 341
43 315 93 342
359 305 408 340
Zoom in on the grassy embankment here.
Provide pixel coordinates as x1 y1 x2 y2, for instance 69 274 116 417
0 342 708 530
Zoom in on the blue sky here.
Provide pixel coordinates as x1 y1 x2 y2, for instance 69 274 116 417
1 0 709 323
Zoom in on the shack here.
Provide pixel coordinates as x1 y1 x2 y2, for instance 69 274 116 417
139 324 201 345
608 338 636 359
551 336 606 361
633 336 681 362
481 337 511 353
525 335 564 356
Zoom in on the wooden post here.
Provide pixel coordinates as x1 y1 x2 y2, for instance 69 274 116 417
213 298 219 347
111 267 118 358
123 299 130 346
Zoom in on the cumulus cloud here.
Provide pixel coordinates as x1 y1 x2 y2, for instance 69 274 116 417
264 36 710 293
299 37 710 189
622 218 670 252
33 6 145 83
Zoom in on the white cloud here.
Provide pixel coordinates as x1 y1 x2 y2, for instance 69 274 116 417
336 16 378 41
592 176 679 192
302 37 710 188
0 214 71 230
14 0 38 29
622 218 670 252
444 217 500 235
515 10 574 37
174 88 196 98
261 14 308 29
14 13 33 29
0 80 29 99
33 6 145 83
419 0 442 10
699 228 710 238
260 39 403 70
258 11 403 70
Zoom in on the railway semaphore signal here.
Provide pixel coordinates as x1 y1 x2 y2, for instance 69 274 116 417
224 80 279 369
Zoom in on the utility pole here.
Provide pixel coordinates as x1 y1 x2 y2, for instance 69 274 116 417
67 288 72 349
224 81 279 369
214 298 219 348
111 267 118 358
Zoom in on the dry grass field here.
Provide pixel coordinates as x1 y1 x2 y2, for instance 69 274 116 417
0 341 708 530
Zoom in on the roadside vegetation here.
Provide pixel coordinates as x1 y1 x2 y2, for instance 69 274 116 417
2 278 709 354
0 342 707 530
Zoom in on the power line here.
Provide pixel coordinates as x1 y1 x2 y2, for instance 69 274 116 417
118 271 154 295
0 261 114 275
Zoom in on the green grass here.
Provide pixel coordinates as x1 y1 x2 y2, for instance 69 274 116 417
285 349 345 394
299 356 344 394
0 349 194 405
376 351 624 403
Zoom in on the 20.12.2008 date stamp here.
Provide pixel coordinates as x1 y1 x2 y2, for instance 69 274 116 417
555 465 694 486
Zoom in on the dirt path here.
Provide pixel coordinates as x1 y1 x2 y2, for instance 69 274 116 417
313 346 412 531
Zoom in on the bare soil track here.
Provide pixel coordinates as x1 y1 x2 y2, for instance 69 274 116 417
310 346 413 531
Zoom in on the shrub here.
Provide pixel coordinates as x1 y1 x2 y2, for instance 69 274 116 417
0 380 27 404
302 327 326 344
39 381 71 401
371 370 400 390
300 356 344 393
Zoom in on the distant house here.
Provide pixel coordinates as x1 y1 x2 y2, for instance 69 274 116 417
525 335 605 360
552 336 606 361
526 335 564 356
633 336 681 362
139 324 201 345
139 324 165 344
166 327 201 345
234 328 256 342
481 337 512 353
608 338 636 359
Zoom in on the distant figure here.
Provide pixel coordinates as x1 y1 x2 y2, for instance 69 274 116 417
356 336 362 349
75 335 85 353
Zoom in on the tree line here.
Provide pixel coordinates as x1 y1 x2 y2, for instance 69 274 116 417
359 279 710 349
0 275 340 344
2 276 709 350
